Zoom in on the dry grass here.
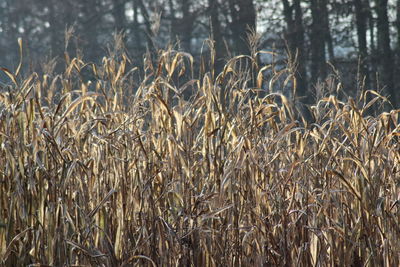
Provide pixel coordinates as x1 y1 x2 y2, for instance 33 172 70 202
1 42 400 266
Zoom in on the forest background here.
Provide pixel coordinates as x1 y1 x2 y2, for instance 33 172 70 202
1 0 399 108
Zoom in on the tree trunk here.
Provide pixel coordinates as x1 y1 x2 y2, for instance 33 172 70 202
209 0 226 73
180 0 193 52
228 0 256 55
282 0 308 103
47 0 59 57
132 0 143 52
321 0 334 62
168 0 194 52
354 0 370 89
310 0 327 84
375 0 396 107
135 0 156 53
112 0 127 31
80 0 101 61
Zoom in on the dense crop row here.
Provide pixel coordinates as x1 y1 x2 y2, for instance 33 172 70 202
1 41 399 266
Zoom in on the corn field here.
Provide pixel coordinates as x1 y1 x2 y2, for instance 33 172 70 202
1 42 400 266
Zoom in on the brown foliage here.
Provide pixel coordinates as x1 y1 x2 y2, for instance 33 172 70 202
1 42 399 266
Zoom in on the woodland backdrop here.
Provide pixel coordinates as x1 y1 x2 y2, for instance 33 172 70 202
1 0 399 107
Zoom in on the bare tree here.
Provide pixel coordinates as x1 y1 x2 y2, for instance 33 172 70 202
228 0 256 55
169 0 196 52
310 0 328 84
282 0 308 101
375 0 396 106
354 0 370 88
209 0 226 72
111 0 127 31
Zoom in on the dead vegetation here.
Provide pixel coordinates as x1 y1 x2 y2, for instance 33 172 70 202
1 40 400 266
